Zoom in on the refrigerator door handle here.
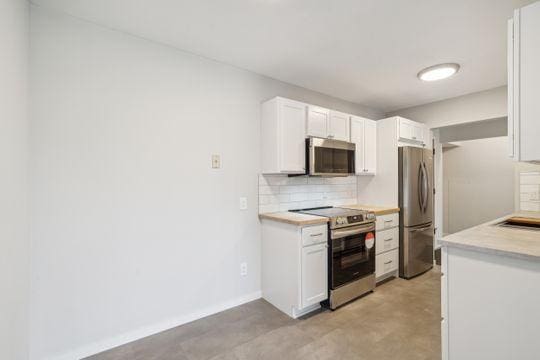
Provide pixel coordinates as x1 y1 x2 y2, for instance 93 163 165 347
417 163 424 213
422 162 429 213
409 225 432 233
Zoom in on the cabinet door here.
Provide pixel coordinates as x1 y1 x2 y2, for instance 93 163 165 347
301 243 328 308
364 120 377 174
413 124 424 143
398 118 414 141
375 248 398 278
329 111 350 141
518 2 540 162
350 116 365 175
279 99 306 173
508 18 517 158
307 106 329 138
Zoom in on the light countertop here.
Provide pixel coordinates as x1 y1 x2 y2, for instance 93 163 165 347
440 211 540 261
342 204 400 216
259 212 328 226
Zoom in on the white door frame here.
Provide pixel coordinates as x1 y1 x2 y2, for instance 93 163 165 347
432 129 444 248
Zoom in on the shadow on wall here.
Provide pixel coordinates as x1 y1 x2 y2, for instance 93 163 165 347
443 136 515 234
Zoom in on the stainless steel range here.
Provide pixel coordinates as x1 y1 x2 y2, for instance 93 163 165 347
291 207 376 309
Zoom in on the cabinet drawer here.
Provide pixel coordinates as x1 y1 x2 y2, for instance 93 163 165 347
301 225 328 246
375 249 399 278
376 213 399 231
376 227 399 255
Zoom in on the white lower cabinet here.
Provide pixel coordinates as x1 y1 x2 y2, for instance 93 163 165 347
375 213 400 281
442 245 540 360
375 248 399 278
262 221 328 318
301 243 328 308
375 227 399 255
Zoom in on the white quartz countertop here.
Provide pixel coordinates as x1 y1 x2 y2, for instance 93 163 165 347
258 212 328 226
341 204 400 216
439 211 540 261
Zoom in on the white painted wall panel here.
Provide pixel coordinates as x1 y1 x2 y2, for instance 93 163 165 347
0 1 29 359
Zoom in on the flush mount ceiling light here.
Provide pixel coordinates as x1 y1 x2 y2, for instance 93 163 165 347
417 63 460 82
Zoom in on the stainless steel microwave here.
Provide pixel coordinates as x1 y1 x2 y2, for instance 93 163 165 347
306 137 355 176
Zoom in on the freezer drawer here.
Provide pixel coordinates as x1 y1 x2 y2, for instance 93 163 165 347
400 223 433 279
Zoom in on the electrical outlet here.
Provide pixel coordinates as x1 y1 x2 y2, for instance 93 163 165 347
239 197 248 210
211 154 221 169
240 262 247 276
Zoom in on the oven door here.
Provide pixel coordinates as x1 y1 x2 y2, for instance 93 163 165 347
330 223 376 289
308 137 355 176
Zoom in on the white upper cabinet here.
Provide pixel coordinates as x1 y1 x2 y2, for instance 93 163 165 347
397 117 429 148
364 120 377 173
328 110 350 141
350 116 377 175
508 2 540 162
261 97 306 174
307 106 351 141
307 106 330 138
398 117 424 144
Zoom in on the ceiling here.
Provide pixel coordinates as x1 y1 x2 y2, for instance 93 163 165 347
31 0 536 112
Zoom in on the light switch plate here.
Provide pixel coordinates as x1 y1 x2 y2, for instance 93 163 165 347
211 154 220 169
239 197 248 210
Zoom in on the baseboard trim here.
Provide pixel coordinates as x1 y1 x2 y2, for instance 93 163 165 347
47 290 262 360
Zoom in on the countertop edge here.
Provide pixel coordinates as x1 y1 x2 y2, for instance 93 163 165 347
258 213 329 226
341 204 400 216
439 238 540 262
440 212 540 262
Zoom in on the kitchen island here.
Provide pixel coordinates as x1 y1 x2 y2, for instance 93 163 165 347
439 212 540 360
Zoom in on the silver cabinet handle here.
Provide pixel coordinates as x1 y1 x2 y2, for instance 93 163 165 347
384 238 393 242
384 219 393 223
384 260 393 264
310 233 323 237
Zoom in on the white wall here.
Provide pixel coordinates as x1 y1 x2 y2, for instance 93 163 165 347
388 86 507 128
443 137 515 234
0 0 29 359
29 7 383 359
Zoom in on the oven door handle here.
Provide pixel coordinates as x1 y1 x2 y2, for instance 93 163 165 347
331 224 375 239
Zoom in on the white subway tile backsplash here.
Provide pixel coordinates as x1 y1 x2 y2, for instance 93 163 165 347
258 175 358 213
259 195 280 205
259 204 280 214
520 172 540 185
280 185 310 194
522 202 540 212
520 172 540 211
307 177 325 185
308 192 326 201
259 185 280 195
290 193 309 202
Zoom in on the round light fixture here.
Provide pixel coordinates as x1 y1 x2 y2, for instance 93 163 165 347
417 63 460 82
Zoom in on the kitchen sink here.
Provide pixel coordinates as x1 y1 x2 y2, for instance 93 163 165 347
496 217 540 231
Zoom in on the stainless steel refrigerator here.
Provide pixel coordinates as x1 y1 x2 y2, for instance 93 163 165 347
398 146 434 279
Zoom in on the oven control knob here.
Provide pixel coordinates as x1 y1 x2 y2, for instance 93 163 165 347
336 217 347 225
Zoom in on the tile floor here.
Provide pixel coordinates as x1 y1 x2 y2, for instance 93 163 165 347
87 268 441 360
